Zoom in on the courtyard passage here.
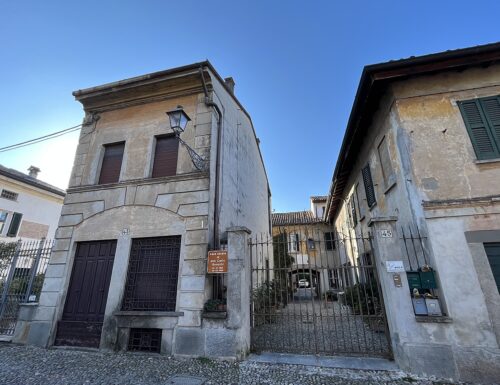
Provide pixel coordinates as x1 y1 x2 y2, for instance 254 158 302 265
252 288 390 357
0 344 467 385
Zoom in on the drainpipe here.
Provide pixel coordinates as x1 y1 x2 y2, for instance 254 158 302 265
199 66 223 249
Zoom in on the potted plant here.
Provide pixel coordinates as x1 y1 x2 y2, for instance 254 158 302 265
203 299 226 312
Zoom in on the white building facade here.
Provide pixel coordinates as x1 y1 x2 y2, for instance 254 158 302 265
0 165 65 241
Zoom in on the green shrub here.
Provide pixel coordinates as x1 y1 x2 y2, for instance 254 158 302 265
344 282 381 315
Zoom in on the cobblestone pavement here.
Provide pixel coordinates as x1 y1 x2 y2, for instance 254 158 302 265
253 297 389 356
0 344 467 385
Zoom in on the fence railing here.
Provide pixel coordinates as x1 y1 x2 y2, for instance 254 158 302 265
0 238 53 335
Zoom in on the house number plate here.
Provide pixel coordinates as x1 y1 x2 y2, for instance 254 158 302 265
380 229 393 238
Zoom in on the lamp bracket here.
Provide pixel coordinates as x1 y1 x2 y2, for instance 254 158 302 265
177 136 209 172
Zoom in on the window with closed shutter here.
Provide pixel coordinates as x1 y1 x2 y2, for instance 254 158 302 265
458 95 500 160
484 243 500 293
152 135 179 178
7 212 22 237
98 142 125 184
362 164 376 208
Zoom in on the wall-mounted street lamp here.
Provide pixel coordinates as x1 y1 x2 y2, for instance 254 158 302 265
166 106 208 171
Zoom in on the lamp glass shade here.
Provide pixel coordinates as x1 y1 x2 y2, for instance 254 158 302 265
167 107 191 134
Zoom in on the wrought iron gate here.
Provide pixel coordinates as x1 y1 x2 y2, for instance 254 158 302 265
249 227 391 358
0 239 52 336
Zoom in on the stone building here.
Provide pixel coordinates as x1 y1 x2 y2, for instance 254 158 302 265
271 196 337 295
17 62 270 357
0 165 64 241
324 42 500 383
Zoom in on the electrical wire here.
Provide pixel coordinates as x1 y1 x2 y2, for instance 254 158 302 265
0 124 82 153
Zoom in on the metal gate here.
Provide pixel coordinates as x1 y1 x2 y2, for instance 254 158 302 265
0 239 52 336
250 227 391 358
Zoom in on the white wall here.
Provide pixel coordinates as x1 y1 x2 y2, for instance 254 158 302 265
209 73 271 241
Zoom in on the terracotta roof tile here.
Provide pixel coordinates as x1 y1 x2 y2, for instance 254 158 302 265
272 211 323 226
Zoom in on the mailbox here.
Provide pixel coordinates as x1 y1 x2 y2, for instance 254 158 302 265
406 271 421 290
412 297 428 316
419 270 437 289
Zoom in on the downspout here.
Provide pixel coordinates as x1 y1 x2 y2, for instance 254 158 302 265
199 66 223 249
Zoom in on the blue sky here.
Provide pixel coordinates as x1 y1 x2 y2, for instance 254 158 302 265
0 1 499 212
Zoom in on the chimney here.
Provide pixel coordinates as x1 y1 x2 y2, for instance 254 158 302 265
28 166 41 179
224 77 235 94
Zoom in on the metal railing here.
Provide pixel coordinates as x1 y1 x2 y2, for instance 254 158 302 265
0 239 52 335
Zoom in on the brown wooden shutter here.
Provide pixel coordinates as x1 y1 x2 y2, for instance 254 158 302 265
152 136 179 178
98 142 124 184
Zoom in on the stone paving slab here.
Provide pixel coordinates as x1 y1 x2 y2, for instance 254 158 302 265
247 352 398 371
0 344 469 385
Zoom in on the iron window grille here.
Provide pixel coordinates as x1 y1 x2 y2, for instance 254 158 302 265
128 328 162 353
122 236 181 312
1 190 18 201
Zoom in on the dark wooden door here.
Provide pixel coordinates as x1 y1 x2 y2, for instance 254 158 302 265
55 240 116 348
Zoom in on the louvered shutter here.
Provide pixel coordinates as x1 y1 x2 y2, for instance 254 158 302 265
152 135 179 178
362 164 376 208
458 99 499 160
7 212 22 237
479 96 500 152
99 142 125 184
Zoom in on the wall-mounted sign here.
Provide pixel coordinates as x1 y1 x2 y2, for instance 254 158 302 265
380 229 393 238
207 250 228 274
386 260 405 272
393 273 402 287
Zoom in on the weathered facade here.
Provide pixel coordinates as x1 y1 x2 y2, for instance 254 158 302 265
0 165 65 241
325 43 500 383
16 62 270 358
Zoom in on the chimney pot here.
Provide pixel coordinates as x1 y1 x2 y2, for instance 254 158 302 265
28 166 41 179
224 77 235 94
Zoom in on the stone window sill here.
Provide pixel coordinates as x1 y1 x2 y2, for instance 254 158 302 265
474 158 500 165
384 181 397 195
202 311 227 319
114 311 184 317
415 316 452 323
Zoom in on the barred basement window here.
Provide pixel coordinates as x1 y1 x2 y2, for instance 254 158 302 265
122 236 181 311
1 189 18 201
128 328 162 353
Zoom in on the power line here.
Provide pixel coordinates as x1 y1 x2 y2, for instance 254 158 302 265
0 124 82 153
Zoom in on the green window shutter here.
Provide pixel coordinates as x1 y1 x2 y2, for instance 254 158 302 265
479 96 500 151
362 164 376 208
458 99 499 160
484 243 500 293
7 212 22 237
